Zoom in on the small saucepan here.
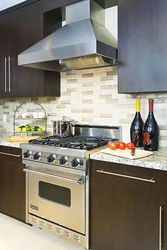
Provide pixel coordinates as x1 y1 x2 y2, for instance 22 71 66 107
53 118 76 137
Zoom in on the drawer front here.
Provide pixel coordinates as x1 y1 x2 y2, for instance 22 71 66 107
0 145 22 162
90 159 167 195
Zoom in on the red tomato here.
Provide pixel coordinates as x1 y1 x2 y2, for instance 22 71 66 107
115 141 123 148
107 141 112 147
127 142 135 150
107 141 117 150
119 142 127 150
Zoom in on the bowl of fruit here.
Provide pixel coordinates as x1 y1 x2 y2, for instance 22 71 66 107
16 124 45 133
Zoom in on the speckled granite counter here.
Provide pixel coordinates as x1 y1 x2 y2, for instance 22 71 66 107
0 136 22 148
0 141 21 148
90 148 167 171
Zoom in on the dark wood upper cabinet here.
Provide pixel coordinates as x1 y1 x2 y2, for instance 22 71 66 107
0 16 10 98
0 1 61 98
118 0 167 93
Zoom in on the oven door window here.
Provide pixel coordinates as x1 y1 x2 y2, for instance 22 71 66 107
39 181 71 207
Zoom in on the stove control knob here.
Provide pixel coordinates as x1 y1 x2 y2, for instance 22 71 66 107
33 152 41 160
60 156 68 165
72 158 83 168
23 150 32 158
47 154 56 163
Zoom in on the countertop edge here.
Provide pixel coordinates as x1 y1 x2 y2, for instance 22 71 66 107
90 150 167 171
0 141 22 148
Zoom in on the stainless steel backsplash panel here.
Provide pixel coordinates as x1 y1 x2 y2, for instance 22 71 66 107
74 124 121 140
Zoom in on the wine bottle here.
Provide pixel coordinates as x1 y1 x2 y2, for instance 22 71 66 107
130 99 144 147
143 99 159 151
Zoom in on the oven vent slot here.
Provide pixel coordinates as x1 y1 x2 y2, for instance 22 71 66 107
46 223 54 232
28 215 86 247
55 227 61 234
73 235 81 242
64 231 71 238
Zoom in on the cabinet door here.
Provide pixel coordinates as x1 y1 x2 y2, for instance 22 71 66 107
8 1 44 98
90 179 162 250
160 195 167 250
0 147 25 222
0 14 10 97
118 0 167 93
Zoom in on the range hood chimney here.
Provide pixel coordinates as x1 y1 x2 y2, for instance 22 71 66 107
18 0 118 72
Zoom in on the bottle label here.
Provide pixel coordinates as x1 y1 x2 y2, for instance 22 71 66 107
132 131 140 143
143 132 151 145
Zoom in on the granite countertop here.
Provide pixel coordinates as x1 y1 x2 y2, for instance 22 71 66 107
0 141 21 148
90 148 167 171
0 136 21 148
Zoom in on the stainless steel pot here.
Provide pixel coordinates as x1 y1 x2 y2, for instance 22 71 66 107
53 118 76 137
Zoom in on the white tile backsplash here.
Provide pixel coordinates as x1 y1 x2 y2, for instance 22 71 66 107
0 66 167 147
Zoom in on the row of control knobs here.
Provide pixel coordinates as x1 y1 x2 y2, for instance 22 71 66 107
23 150 83 167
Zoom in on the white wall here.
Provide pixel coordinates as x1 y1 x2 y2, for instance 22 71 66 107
105 6 118 40
0 0 26 11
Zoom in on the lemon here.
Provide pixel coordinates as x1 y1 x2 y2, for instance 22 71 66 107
22 127 27 132
16 127 22 132
41 126 45 132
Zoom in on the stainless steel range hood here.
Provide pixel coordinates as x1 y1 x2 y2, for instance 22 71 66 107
18 0 118 72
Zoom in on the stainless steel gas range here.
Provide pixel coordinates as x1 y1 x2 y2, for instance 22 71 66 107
21 125 121 249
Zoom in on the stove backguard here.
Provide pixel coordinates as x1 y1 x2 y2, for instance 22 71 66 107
74 124 121 140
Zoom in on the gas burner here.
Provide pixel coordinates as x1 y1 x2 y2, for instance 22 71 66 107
83 137 109 142
28 135 117 150
67 142 82 148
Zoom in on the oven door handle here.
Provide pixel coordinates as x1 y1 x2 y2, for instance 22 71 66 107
23 168 85 185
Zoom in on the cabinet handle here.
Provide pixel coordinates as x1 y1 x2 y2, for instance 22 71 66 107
96 170 155 183
159 205 163 250
4 57 7 92
0 151 21 158
8 56 11 92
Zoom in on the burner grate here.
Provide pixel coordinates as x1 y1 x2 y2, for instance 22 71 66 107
28 135 118 150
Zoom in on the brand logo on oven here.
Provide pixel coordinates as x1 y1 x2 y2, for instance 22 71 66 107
30 204 39 211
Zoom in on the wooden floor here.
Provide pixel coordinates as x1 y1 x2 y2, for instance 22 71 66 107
0 213 84 250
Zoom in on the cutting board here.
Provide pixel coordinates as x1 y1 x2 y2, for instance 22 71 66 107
100 148 153 159
8 136 40 143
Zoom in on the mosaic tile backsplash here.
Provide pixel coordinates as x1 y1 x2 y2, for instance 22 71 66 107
0 66 167 147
